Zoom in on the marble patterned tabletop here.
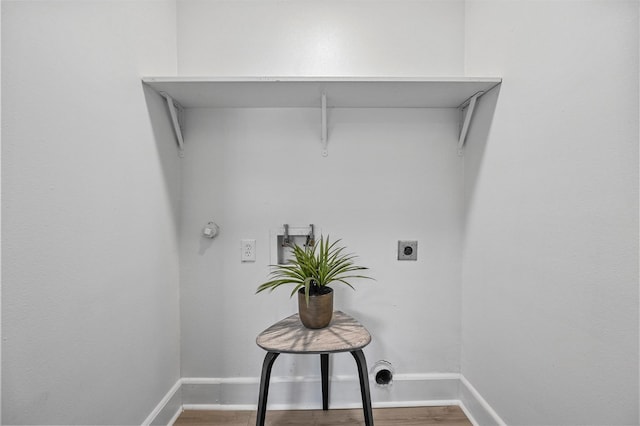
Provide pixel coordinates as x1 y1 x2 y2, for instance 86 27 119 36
256 311 371 354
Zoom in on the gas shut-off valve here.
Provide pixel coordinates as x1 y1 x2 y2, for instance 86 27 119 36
203 221 219 239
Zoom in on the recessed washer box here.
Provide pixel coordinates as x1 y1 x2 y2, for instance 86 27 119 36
398 240 418 261
270 226 321 265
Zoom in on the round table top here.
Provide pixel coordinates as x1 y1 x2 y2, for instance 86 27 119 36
256 311 371 354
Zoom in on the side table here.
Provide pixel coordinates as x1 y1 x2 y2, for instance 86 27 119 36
255 311 374 426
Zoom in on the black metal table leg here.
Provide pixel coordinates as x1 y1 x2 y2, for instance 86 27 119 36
351 349 374 426
320 353 329 410
256 351 280 426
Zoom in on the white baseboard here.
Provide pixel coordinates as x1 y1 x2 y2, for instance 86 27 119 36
144 374 504 426
459 375 507 426
141 379 181 426
166 407 183 426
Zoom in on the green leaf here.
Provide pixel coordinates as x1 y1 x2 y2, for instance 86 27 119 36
255 235 373 297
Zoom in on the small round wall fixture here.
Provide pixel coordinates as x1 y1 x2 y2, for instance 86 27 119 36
202 221 219 239
371 360 394 387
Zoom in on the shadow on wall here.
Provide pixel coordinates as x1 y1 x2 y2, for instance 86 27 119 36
461 85 501 227
141 83 183 233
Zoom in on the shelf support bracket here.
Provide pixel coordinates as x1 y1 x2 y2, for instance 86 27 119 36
160 91 185 156
457 91 482 156
321 93 328 157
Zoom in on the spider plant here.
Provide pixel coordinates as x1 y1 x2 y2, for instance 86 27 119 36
256 235 373 306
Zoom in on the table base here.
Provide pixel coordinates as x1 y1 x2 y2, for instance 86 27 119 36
256 350 373 426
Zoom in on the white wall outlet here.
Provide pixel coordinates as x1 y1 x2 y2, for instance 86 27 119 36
241 239 256 262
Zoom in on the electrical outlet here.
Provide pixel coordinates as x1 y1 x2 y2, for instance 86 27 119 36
398 240 417 261
241 239 256 262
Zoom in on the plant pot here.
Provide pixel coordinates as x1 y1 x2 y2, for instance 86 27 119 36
298 287 333 329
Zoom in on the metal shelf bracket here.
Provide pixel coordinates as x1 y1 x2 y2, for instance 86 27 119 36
321 93 328 157
457 91 483 156
160 91 185 157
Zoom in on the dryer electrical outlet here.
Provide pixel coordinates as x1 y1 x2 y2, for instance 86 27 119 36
397 240 418 261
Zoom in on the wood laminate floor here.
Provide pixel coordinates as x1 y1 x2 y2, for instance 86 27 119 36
174 406 472 425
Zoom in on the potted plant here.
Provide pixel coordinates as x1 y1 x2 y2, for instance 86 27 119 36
256 235 373 329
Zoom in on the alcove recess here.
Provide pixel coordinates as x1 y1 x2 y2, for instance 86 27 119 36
142 76 502 156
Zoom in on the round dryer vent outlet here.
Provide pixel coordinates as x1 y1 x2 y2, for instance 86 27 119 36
371 360 394 387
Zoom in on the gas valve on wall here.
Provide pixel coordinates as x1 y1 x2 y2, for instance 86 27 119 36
202 221 219 239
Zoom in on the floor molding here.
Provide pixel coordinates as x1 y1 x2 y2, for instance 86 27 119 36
166 407 183 426
459 375 507 426
142 379 182 426
145 374 504 426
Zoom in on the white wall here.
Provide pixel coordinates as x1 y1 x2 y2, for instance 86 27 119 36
3 0 638 424
1 3 4 422
179 107 464 391
462 1 639 425
175 0 468 406
177 0 465 76
2 1 181 424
